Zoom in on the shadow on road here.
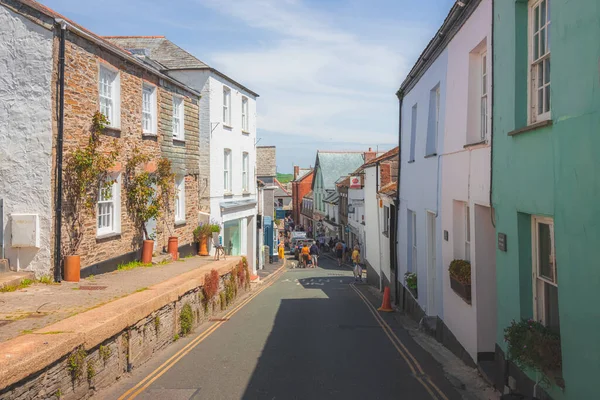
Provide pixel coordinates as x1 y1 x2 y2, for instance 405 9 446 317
240 275 449 400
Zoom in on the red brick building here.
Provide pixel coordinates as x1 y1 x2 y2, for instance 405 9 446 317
291 166 313 225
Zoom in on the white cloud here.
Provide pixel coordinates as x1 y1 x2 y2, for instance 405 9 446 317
193 0 429 146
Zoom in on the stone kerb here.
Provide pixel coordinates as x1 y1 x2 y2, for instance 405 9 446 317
0 256 243 393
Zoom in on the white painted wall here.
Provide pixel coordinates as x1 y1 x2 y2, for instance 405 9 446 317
168 69 258 272
440 0 493 362
398 48 448 318
348 187 365 255
364 166 381 283
0 6 54 276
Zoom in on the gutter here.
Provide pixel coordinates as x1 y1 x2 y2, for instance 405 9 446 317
53 18 67 282
58 21 201 98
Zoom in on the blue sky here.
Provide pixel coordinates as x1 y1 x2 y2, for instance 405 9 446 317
43 0 455 173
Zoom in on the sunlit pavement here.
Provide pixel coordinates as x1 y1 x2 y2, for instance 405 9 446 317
97 256 462 400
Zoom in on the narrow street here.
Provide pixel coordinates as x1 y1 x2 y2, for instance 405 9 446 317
98 255 463 400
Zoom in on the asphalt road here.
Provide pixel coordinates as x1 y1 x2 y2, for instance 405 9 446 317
98 255 462 400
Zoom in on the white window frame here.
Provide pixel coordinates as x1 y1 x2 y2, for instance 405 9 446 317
172 96 184 141
241 96 249 132
98 65 120 128
408 210 417 273
224 149 232 193
383 205 390 235
480 52 488 140
465 205 471 261
529 0 551 123
96 174 121 237
223 87 231 126
142 84 157 135
532 216 557 326
409 104 417 162
174 175 186 224
242 152 249 192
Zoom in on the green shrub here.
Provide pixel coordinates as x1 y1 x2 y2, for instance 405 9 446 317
180 303 193 336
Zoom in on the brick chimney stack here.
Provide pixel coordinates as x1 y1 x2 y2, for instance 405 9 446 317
293 165 300 180
364 147 377 163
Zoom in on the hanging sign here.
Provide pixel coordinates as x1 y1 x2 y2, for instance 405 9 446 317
349 176 361 189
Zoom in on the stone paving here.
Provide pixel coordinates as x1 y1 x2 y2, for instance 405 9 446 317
0 255 228 343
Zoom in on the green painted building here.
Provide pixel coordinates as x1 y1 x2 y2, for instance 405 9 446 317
492 0 600 398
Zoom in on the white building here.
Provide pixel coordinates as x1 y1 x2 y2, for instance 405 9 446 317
107 37 259 273
347 176 366 256
397 0 495 367
0 3 54 276
397 29 448 319
440 0 496 364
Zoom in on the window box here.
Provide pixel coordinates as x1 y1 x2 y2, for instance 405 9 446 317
449 259 472 304
450 274 471 304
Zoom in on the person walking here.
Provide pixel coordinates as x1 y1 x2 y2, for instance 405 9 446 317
309 241 319 268
300 243 310 268
335 240 344 266
278 241 285 261
352 245 362 282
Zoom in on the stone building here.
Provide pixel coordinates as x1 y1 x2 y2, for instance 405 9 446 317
106 36 259 273
256 146 277 185
0 0 201 278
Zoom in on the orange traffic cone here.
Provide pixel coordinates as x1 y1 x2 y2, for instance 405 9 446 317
378 287 394 312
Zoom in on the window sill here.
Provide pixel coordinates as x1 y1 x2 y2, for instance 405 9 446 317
104 127 121 137
242 191 251 196
175 220 186 227
382 232 389 238
96 232 121 241
242 130 250 135
408 160 415 164
223 124 233 130
464 139 487 148
142 133 158 139
424 153 438 159
508 119 553 137
173 138 186 144
224 192 233 197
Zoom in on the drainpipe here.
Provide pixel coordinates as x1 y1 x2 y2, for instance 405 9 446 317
489 0 496 228
375 160 383 291
394 93 404 303
53 19 67 283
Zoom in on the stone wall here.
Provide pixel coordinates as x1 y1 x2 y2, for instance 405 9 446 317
0 260 252 400
60 32 200 270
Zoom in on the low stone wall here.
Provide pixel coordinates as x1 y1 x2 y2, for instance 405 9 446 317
0 257 252 400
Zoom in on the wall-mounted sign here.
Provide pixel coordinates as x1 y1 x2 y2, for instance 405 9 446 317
349 176 361 189
498 233 507 252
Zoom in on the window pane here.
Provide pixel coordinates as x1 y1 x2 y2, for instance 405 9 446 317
540 0 546 26
482 74 487 95
540 27 546 55
533 33 539 60
544 282 560 332
534 4 540 32
537 222 554 281
545 85 551 114
544 59 551 84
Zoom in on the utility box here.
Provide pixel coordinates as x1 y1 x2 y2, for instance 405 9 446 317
11 214 40 248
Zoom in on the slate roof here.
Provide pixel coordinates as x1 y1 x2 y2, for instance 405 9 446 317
104 36 258 97
294 168 313 182
274 179 291 197
304 191 314 200
314 151 365 190
323 191 339 204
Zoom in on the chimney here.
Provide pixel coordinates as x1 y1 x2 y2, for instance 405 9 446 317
364 147 377 163
293 165 300 180
380 163 391 187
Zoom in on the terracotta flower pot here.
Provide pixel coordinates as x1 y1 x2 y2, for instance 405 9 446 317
141 240 154 264
199 237 209 256
168 236 179 260
64 255 80 282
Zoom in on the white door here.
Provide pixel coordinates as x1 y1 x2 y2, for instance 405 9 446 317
427 211 437 316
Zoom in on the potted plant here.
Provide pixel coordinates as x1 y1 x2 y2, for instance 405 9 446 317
449 259 471 304
404 272 418 298
124 148 174 264
62 112 118 281
210 223 221 247
193 224 212 256
504 319 563 391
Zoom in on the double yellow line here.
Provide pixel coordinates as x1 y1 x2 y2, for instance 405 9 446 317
349 283 449 400
118 263 287 400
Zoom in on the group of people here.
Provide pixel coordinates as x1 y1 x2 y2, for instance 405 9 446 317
332 238 362 282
